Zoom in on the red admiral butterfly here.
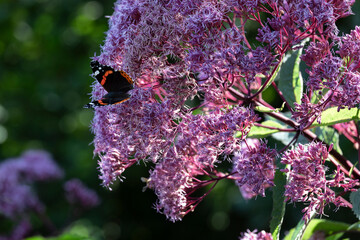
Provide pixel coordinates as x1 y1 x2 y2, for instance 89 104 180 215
85 60 133 108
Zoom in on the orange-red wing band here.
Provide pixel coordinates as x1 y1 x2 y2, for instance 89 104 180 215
98 100 108 105
114 98 130 104
119 70 133 84
101 70 113 85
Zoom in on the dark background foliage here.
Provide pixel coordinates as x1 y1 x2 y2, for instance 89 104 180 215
0 1 359 239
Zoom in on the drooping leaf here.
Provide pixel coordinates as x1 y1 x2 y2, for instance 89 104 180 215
270 167 287 240
263 61 282 91
284 209 317 240
350 190 360 220
275 40 307 109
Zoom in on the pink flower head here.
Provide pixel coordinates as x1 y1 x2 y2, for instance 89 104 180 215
233 139 276 198
147 107 258 221
87 0 357 223
239 229 272 240
281 142 357 222
147 152 193 222
307 57 342 91
0 150 63 219
304 26 360 110
338 26 360 71
301 41 331 67
292 95 322 130
331 71 360 109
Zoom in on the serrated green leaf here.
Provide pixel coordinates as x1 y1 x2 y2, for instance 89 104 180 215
246 120 285 138
312 107 360 127
314 126 342 154
270 168 287 240
350 190 360 220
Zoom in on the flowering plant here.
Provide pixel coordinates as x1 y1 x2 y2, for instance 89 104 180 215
0 150 100 239
89 0 360 239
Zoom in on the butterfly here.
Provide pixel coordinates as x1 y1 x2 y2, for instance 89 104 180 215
84 60 133 108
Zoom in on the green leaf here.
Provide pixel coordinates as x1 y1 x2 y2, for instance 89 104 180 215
255 102 286 113
270 168 287 240
350 190 360 220
25 220 103 240
263 114 308 145
285 218 353 240
349 162 358 181
283 229 295 240
246 120 285 138
312 107 360 127
26 235 86 240
290 218 307 240
263 61 282 91
284 209 317 240
314 126 342 154
275 41 306 108
302 219 353 240
348 221 360 231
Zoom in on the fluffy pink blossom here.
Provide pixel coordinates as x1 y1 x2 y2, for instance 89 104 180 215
281 142 357 222
233 139 276 198
239 229 272 240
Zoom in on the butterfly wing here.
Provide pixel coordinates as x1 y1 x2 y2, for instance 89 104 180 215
86 61 133 109
84 93 130 108
90 61 133 93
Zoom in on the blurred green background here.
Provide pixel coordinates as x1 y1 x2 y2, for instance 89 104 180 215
0 1 359 239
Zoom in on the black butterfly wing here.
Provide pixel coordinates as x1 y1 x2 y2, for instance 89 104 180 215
84 92 130 108
90 60 133 93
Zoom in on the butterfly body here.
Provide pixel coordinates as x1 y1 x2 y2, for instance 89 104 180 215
85 61 133 108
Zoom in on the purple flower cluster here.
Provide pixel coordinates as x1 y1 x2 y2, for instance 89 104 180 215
88 0 358 225
292 95 323 130
239 229 272 240
64 179 100 209
294 26 360 125
0 220 32 240
281 142 357 222
0 150 63 239
233 139 276 199
0 151 101 239
0 150 63 219
147 107 257 222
